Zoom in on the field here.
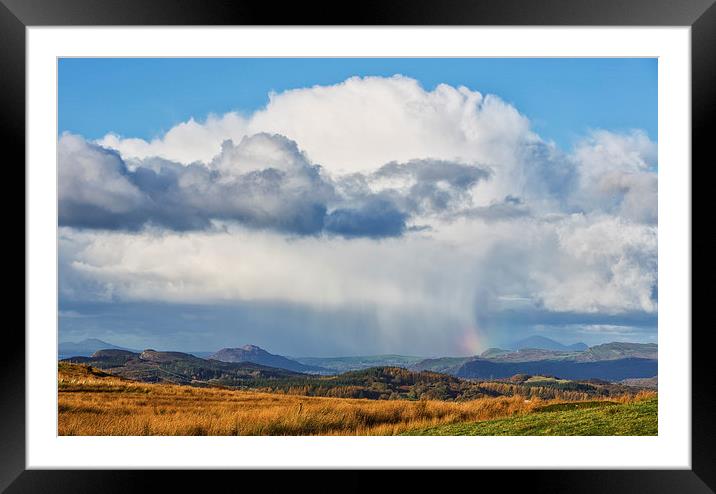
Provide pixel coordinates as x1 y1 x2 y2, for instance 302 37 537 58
403 398 657 435
58 363 656 436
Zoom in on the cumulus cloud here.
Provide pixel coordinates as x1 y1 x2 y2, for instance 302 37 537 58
61 132 333 233
60 75 659 341
573 129 657 175
60 131 493 237
98 75 533 175
324 198 409 238
92 76 658 225
368 159 492 216
457 196 531 222
99 112 248 165
59 134 150 229
536 215 657 313
569 129 658 224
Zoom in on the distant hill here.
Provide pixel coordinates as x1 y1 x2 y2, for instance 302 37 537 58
58 338 135 358
409 356 476 375
480 348 511 358
209 345 329 374
293 354 425 373
60 340 657 385
485 348 580 362
409 341 657 382
485 342 657 364
576 342 658 362
509 336 588 352
59 358 647 403
456 357 657 381
62 348 303 385
409 346 582 375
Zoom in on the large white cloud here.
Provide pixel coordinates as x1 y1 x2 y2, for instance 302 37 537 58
61 75 658 330
98 75 534 176
59 212 656 324
96 77 656 220
99 112 248 165
569 129 658 224
537 215 657 313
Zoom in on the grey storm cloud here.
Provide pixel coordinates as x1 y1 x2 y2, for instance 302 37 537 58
58 133 493 238
324 196 409 238
59 133 332 233
458 195 531 222
370 159 492 215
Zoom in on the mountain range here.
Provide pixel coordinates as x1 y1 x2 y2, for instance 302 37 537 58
60 350 647 401
455 356 656 381
410 342 657 380
59 338 657 383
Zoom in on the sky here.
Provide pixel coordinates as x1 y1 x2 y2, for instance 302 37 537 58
57 58 658 356
59 58 657 151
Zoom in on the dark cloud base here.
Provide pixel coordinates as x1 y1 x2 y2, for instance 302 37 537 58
58 133 492 239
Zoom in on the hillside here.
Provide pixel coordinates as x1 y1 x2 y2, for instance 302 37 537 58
409 356 475 375
60 347 646 402
509 336 588 352
209 345 329 374
62 349 303 386
219 366 644 401
403 397 657 436
575 342 658 362
58 363 656 436
292 354 425 373
60 340 658 395
255 366 487 400
56 362 539 436
482 348 580 362
456 357 657 381
409 342 658 381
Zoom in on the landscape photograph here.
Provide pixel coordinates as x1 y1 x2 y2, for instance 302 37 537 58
57 58 658 436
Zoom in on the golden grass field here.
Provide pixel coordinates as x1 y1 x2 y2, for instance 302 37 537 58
58 363 655 436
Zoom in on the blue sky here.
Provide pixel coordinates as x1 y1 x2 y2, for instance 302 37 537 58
59 58 657 150
58 58 658 355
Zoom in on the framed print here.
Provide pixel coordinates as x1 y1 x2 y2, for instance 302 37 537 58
4 0 712 490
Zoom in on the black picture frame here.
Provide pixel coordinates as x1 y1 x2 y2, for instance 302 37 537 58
4 0 711 491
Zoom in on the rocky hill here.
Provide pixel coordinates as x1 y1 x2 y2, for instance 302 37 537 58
209 345 329 374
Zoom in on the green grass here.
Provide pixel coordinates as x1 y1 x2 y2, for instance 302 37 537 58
402 398 657 436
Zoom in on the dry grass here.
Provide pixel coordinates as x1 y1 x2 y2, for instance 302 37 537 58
58 363 655 436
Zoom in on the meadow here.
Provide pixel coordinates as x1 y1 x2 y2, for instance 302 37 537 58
58 363 656 436
403 398 658 435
